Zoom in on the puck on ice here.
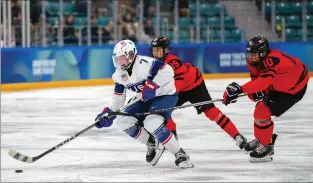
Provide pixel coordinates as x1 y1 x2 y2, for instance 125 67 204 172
15 170 23 173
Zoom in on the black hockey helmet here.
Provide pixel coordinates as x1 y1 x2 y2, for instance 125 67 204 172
150 36 170 60
246 36 270 66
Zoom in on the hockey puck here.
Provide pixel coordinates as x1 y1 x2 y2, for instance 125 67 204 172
15 170 23 173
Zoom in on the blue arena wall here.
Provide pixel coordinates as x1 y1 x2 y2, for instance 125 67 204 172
1 42 313 91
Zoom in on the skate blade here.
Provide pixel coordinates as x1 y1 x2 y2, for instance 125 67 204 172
178 160 194 169
249 155 273 163
150 146 165 166
242 147 252 153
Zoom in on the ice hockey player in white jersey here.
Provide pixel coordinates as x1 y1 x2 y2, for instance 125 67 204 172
94 40 194 169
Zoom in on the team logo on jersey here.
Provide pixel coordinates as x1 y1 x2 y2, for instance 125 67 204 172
126 80 145 93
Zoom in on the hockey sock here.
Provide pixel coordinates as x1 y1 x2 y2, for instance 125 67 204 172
165 116 177 131
204 107 239 139
254 102 274 145
124 124 150 144
144 115 181 155
153 125 181 155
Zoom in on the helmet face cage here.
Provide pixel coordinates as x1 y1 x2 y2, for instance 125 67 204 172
150 36 170 59
113 55 131 70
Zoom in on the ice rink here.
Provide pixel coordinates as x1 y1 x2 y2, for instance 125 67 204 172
1 78 313 182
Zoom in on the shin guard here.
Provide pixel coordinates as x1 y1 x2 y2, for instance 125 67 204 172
254 102 274 145
204 107 239 139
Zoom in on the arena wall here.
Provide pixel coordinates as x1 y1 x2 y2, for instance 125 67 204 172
2 42 313 92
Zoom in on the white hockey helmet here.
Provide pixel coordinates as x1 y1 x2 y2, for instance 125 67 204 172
112 40 137 70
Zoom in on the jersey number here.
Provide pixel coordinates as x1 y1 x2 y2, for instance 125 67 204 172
140 59 148 64
263 58 274 68
169 60 182 70
260 57 280 70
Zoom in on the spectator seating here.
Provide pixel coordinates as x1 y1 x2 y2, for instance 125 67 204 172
263 0 313 41
43 0 244 45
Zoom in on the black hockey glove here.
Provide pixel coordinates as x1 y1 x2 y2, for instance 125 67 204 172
223 82 243 105
249 91 267 102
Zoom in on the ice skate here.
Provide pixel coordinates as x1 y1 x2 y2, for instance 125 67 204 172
245 133 277 153
244 138 260 152
174 149 194 169
146 136 157 163
146 135 165 166
235 133 247 150
249 143 274 163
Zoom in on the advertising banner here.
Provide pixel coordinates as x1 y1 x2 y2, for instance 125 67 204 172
1 42 312 84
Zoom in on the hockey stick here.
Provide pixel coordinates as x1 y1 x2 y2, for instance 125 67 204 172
111 94 248 117
8 95 142 163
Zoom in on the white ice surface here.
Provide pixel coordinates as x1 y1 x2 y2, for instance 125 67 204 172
1 78 313 182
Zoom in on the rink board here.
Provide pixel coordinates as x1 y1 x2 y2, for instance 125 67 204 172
1 73 250 92
2 72 313 92
2 42 313 92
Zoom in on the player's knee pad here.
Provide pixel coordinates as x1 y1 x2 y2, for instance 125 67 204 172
144 114 165 134
254 102 272 121
115 116 138 131
254 102 273 128
145 114 172 145
204 107 222 121
124 124 142 138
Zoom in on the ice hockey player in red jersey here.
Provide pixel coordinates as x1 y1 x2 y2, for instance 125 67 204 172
222 36 310 162
150 36 247 151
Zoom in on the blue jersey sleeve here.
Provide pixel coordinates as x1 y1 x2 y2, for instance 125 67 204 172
114 83 125 95
149 60 166 80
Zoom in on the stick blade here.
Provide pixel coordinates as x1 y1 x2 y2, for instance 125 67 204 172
8 149 35 163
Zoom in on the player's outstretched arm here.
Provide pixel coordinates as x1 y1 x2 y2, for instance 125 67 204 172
110 83 127 111
222 71 275 106
94 82 126 128
241 73 274 94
